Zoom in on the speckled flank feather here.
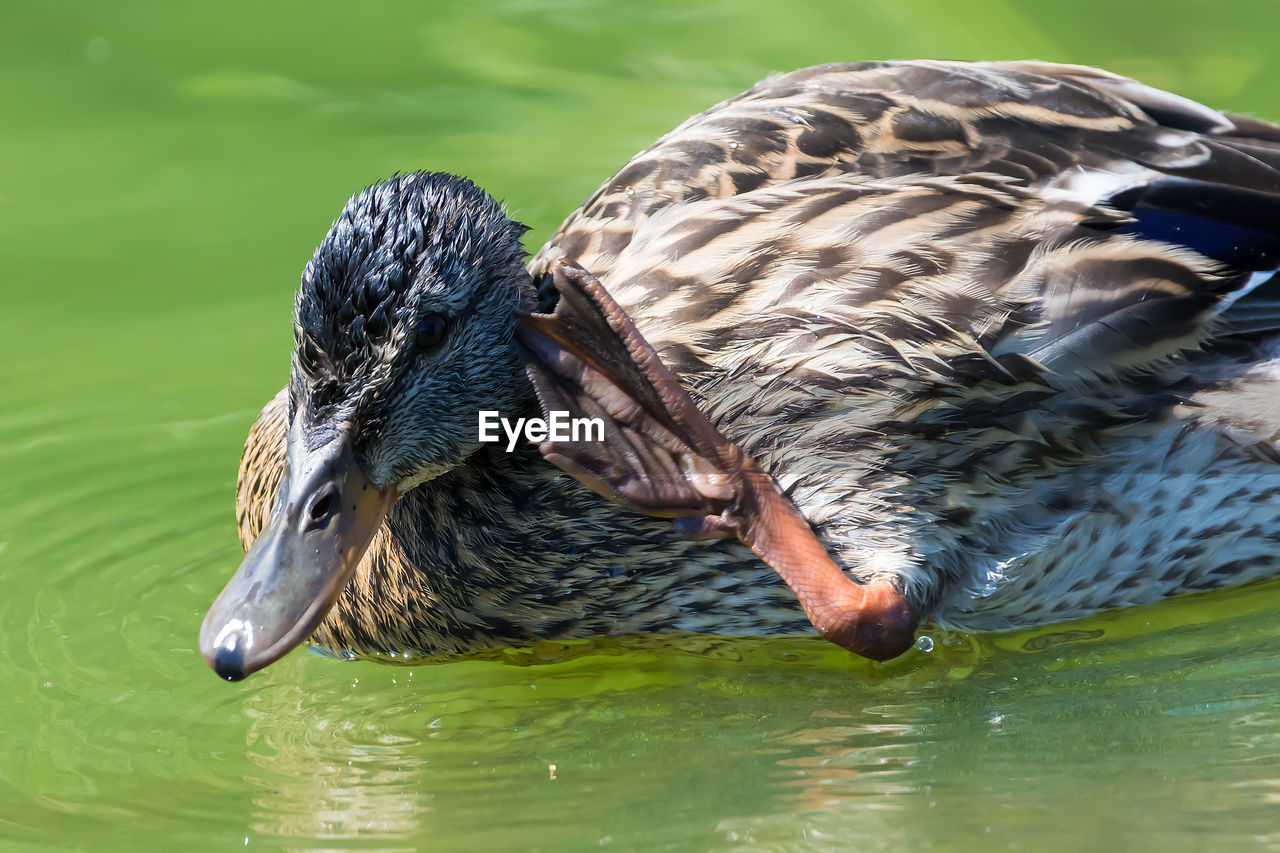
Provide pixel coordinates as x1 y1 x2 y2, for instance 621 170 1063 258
238 61 1280 657
530 60 1280 627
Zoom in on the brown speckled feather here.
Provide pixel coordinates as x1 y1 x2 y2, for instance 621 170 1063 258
238 61 1280 657
527 60 1280 625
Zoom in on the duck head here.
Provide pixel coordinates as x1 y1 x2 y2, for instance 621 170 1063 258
199 172 534 681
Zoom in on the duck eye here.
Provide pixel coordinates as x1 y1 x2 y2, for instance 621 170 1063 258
415 313 447 352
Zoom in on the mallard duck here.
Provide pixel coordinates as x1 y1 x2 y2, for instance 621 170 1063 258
200 60 1280 681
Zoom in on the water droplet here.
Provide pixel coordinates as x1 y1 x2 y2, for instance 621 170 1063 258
915 635 934 652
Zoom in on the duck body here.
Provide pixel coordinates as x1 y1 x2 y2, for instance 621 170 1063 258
218 60 1280 671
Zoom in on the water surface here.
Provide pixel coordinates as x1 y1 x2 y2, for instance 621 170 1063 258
4 2 1280 850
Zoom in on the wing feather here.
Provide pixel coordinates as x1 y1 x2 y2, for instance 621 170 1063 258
530 59 1280 400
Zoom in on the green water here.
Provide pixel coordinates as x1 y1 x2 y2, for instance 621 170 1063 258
5 2 1280 850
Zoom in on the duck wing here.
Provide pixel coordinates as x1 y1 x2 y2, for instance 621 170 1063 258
531 60 1280 384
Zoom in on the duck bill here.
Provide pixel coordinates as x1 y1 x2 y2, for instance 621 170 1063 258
199 424 395 681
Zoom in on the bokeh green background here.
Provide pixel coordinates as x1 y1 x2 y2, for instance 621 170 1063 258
4 1 1280 850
